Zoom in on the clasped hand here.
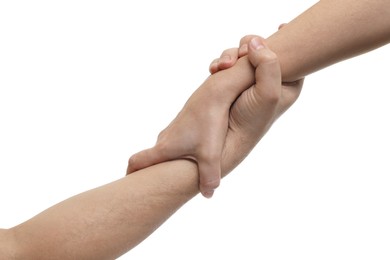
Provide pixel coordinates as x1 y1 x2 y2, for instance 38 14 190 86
127 35 304 198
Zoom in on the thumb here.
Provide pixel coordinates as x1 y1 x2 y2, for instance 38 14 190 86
198 159 221 199
247 37 282 104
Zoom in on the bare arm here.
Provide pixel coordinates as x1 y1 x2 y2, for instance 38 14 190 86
9 160 199 259
0 41 292 260
269 0 390 81
214 0 390 103
126 0 390 197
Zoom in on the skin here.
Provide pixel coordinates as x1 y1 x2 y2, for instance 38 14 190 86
2 0 390 257
127 0 390 197
0 38 302 259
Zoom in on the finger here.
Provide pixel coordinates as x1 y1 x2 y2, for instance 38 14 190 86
248 37 282 104
238 44 248 57
126 148 160 175
239 34 258 47
216 48 239 71
278 23 287 30
209 58 220 74
209 48 240 74
210 34 261 74
238 34 257 57
126 145 173 175
198 159 221 199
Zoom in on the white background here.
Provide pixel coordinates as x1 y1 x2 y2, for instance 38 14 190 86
1 1 389 259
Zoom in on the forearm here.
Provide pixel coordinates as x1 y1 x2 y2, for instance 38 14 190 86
211 0 390 102
0 229 16 259
268 0 390 81
10 160 199 259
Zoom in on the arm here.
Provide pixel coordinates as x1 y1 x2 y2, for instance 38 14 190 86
126 0 390 195
8 160 200 259
1 41 296 259
269 0 390 82
211 0 390 102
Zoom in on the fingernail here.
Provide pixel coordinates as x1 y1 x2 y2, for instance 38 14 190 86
250 37 264 50
203 190 214 199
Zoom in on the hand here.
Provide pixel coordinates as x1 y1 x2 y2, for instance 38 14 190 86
210 26 302 118
209 35 254 74
210 24 286 75
220 36 304 175
127 69 233 199
127 37 258 199
127 33 303 199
